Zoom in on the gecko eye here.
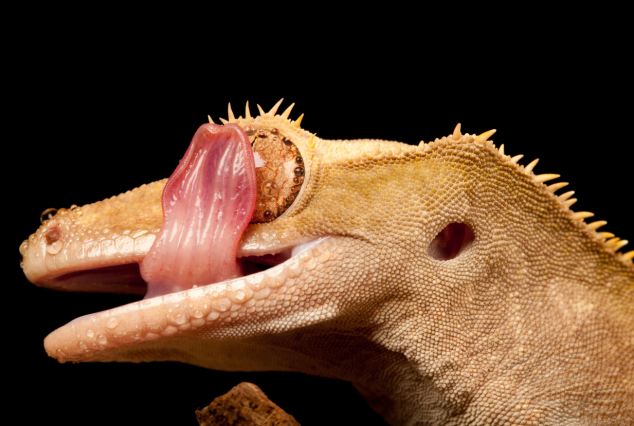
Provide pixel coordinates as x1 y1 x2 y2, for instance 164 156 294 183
428 222 474 260
246 127 305 223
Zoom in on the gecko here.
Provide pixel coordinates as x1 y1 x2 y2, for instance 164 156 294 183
20 99 634 425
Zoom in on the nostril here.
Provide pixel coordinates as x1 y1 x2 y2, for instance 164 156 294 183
45 226 61 245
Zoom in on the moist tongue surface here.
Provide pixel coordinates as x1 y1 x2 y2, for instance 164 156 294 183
140 124 257 298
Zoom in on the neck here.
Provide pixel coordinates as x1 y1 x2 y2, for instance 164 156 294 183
372 258 634 424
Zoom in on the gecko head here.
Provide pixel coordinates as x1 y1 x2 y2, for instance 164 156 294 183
19 100 415 369
20 101 565 382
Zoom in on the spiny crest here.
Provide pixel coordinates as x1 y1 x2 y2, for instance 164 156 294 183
208 98 305 129
444 123 632 265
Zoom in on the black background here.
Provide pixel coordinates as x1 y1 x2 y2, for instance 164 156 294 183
6 24 633 425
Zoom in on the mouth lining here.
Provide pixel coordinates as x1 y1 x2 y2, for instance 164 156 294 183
49 241 315 301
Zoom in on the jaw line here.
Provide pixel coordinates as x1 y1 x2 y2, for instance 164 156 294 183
44 237 331 362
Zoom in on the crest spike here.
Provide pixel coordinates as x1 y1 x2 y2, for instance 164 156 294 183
498 144 505 155
511 154 524 164
256 104 266 116
572 211 594 220
294 113 304 128
534 173 560 183
281 103 295 119
559 191 575 201
227 103 235 121
525 158 539 173
207 115 215 124
547 182 569 192
614 240 629 251
268 98 284 115
452 123 462 140
479 129 496 141
587 220 607 231
245 101 252 119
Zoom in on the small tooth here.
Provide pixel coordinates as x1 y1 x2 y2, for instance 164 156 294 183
452 123 462 140
622 251 634 261
598 232 615 240
525 158 539 173
498 144 505 155
479 129 496 141
606 237 620 247
418 140 425 147
256 104 266 116
219 118 229 124
572 211 594 220
547 182 569 192
245 101 252 119
613 240 628 251
563 198 577 208
559 191 575 201
207 115 215 124
268 98 284 115
227 103 235 120
587 220 607 230
534 173 560 183
281 102 295 119
294 113 304 127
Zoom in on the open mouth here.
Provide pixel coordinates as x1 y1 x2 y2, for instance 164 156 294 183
22 120 332 361
48 241 319 297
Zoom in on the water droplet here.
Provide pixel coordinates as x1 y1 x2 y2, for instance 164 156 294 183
40 208 57 223
253 288 272 300
131 229 148 238
230 289 252 303
106 318 119 329
212 298 232 312
173 313 187 325
19 240 29 256
86 329 95 339
46 240 63 255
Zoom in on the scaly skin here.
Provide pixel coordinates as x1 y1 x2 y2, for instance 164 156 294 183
20 101 634 425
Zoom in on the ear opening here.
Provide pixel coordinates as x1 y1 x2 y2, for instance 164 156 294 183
428 223 474 260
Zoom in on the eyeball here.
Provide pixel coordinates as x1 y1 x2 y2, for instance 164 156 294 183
246 127 305 223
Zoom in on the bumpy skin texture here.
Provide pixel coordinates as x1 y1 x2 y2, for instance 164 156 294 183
20 103 634 425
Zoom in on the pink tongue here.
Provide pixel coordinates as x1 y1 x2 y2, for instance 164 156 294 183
140 124 257 298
